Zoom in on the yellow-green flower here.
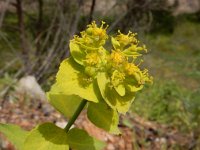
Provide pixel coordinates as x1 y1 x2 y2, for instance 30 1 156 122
49 21 152 114
70 21 108 75
74 21 108 49
111 30 147 59
110 50 125 65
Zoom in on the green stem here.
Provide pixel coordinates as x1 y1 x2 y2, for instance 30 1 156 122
64 99 87 132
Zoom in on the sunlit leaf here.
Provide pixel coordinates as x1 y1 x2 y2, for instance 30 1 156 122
70 41 85 65
97 72 135 114
125 77 144 92
67 128 105 150
0 123 28 150
55 57 99 103
126 84 143 92
47 83 82 118
88 100 120 134
23 123 69 150
114 84 125 96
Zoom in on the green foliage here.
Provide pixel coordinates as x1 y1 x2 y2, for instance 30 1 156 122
146 22 200 83
70 41 86 66
129 22 200 149
55 58 100 103
23 123 104 150
47 85 82 118
132 81 188 125
150 10 175 34
175 12 200 23
185 89 200 131
132 22 200 132
0 124 28 150
22 123 104 150
97 72 135 113
87 100 120 134
132 81 199 132
23 123 69 150
0 73 17 90
67 128 105 150
0 123 105 150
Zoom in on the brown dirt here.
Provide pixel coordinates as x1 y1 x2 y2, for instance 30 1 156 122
0 100 193 150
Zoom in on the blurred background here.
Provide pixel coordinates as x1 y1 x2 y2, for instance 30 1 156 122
0 0 200 149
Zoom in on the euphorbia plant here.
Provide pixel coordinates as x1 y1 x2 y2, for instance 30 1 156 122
0 21 152 150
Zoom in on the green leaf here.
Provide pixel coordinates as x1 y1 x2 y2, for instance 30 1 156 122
47 83 82 118
125 76 143 92
114 84 125 96
0 123 28 150
122 118 133 128
97 72 135 114
126 84 143 92
55 57 100 103
70 41 85 65
87 100 120 134
67 128 105 150
23 123 69 150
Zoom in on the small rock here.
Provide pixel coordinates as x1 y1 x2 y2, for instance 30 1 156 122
107 143 115 150
107 134 115 143
15 76 46 101
56 121 68 129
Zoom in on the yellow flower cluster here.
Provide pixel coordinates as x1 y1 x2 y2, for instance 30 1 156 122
124 63 140 76
74 21 108 49
85 53 100 66
115 31 138 48
110 51 125 65
71 21 152 95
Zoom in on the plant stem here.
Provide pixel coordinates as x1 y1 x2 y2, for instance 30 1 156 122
64 99 87 132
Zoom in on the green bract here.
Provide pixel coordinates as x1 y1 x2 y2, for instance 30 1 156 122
87 99 120 134
54 58 101 103
97 72 136 113
47 83 82 118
